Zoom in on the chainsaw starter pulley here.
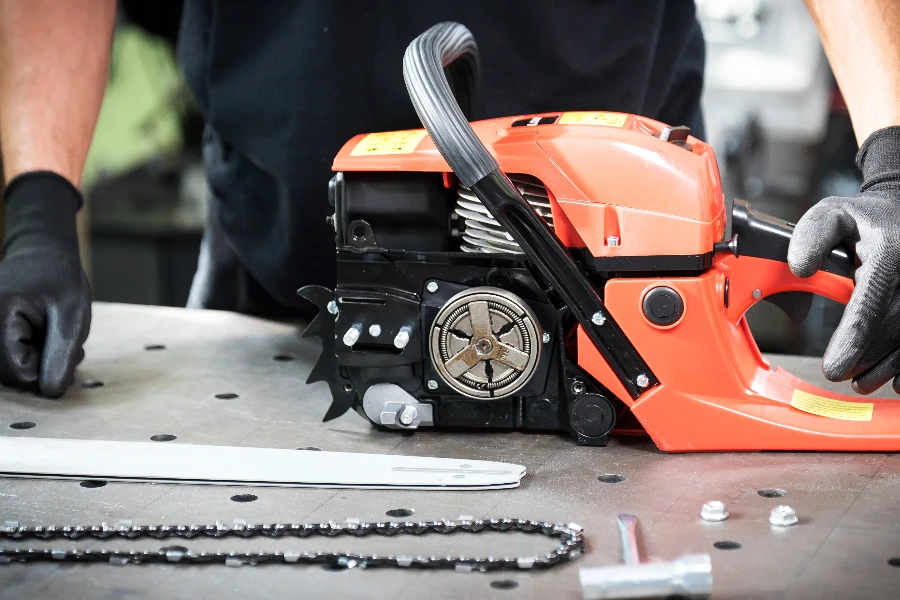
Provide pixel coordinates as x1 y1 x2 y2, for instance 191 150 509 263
429 287 541 399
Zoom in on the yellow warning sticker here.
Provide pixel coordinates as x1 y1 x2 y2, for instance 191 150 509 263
558 112 628 127
790 389 874 421
350 130 429 156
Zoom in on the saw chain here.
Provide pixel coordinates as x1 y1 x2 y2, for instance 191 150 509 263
0 517 584 571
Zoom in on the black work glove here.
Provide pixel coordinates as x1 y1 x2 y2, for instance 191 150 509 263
0 171 91 397
788 126 900 394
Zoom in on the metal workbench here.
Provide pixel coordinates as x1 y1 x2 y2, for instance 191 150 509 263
1 303 898 599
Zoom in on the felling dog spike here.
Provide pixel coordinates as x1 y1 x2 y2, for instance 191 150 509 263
298 285 356 421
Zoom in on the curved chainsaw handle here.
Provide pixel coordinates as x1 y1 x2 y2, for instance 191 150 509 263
402 22 659 398
721 255 854 324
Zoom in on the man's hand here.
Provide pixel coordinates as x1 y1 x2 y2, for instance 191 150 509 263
788 127 900 393
0 172 91 397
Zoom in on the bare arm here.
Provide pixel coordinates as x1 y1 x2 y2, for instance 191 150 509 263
805 0 900 145
0 0 117 187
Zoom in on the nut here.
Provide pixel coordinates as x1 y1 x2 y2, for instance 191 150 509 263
700 500 729 522
768 505 798 527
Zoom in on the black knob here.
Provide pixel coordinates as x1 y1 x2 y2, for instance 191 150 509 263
642 286 684 326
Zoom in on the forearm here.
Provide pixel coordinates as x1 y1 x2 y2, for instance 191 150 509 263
805 0 900 145
0 0 116 187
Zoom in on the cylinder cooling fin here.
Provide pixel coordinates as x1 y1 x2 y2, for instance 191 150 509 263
456 174 554 253
429 287 542 399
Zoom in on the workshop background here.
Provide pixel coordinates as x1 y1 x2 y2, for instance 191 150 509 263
74 0 847 355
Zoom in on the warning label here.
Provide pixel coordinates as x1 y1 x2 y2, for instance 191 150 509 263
790 389 874 422
350 130 429 156
558 112 628 127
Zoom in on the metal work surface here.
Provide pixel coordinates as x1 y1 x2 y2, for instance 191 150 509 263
0 303 898 599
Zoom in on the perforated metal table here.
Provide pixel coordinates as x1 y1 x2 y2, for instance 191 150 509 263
0 303 898 599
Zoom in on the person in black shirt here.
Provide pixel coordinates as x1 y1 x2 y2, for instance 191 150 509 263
1 1 899 398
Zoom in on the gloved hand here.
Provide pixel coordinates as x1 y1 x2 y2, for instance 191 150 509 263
0 171 91 397
788 126 900 394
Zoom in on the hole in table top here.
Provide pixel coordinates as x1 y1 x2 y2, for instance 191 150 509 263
273 354 295 362
758 488 787 498
80 480 108 489
231 494 258 503
491 580 519 590
215 393 239 400
9 421 35 430
297 447 322 451
144 344 166 351
714 541 742 551
322 563 350 572
598 474 626 483
81 380 104 389
888 558 900 568
386 508 415 518
150 434 177 442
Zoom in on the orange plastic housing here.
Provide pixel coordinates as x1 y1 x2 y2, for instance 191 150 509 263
334 113 900 452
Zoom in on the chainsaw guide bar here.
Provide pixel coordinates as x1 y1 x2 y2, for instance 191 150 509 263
0 437 525 490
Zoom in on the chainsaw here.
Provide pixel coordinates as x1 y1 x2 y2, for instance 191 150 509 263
300 22 900 452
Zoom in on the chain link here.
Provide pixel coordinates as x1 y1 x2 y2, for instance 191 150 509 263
0 517 584 571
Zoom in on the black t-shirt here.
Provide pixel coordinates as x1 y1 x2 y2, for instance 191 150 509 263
177 0 705 315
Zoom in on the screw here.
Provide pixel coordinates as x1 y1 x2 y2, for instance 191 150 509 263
394 325 412 349
636 374 650 388
769 505 798 527
572 381 585 395
426 379 439 390
591 312 606 326
752 289 762 299
368 324 382 337
342 323 362 347
426 281 439 293
327 300 338 315
398 405 418 426
700 501 729 522
606 236 620 247
542 332 550 344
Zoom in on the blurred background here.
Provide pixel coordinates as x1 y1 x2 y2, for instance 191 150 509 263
44 0 855 355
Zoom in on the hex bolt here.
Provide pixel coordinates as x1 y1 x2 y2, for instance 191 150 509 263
426 281 439 293
591 311 606 326
700 501 729 522
394 325 412 349
327 300 339 315
769 505 798 527
426 379 439 390
606 235 620 247
542 332 551 344
342 323 363 347
398 405 418 426
368 324 382 337
636 374 650 389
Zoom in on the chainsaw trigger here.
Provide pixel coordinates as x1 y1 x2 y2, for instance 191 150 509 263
762 291 813 327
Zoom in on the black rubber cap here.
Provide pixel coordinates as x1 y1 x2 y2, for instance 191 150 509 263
569 394 615 438
642 286 684 326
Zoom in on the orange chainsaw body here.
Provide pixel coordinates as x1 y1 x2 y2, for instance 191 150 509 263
331 112 900 452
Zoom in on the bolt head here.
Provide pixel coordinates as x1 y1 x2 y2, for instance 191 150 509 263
572 381 585 395
326 300 339 315
426 379 439 391
636 374 650 388
591 312 606 326
768 505 798 527
700 501 729 522
368 324 382 337
398 405 418 426
752 289 762 299
426 282 439 293
542 332 550 344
